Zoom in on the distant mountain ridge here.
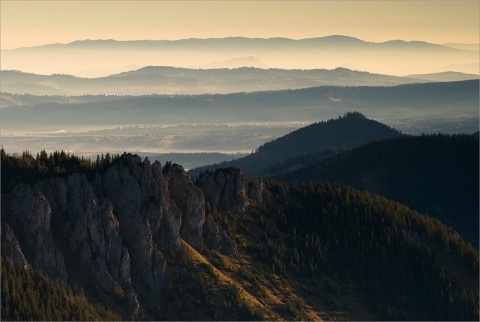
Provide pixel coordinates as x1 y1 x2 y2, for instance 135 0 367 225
1 80 478 133
406 71 479 82
4 67 478 96
6 36 476 52
2 35 478 76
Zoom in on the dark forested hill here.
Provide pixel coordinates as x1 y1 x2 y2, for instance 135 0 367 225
188 112 402 177
278 133 480 245
256 111 401 155
1 150 478 320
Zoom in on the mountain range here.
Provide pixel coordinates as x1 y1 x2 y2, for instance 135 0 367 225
1 67 478 96
2 36 478 77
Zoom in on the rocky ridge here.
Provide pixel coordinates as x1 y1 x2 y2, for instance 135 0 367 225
2 153 265 317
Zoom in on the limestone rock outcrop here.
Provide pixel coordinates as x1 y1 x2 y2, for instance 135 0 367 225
2 223 29 269
202 213 238 257
165 164 205 250
6 152 251 316
247 177 266 205
11 184 68 283
30 174 132 295
197 167 249 213
95 154 169 292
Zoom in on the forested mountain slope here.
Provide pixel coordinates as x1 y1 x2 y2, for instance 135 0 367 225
188 112 402 177
1 257 121 321
278 133 479 245
1 150 478 320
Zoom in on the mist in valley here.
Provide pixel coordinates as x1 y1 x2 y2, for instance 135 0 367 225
1 37 478 170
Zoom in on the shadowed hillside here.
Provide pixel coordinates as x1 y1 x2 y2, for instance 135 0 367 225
277 133 479 246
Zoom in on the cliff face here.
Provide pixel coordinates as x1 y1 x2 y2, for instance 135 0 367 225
198 167 250 213
11 184 68 283
3 154 257 316
197 166 273 211
165 164 205 250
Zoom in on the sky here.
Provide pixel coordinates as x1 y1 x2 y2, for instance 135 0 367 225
1 0 479 50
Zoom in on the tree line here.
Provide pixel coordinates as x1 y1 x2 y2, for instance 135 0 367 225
1 148 120 193
1 257 121 321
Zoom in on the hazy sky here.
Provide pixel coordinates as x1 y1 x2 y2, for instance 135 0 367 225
1 1 479 50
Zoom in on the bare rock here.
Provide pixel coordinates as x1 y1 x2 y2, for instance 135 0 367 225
33 178 68 215
158 200 182 252
11 184 68 283
2 223 29 269
202 213 238 257
165 164 205 250
219 230 238 258
247 177 265 204
97 153 169 292
197 167 249 213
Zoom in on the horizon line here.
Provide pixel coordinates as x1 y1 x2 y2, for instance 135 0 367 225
4 35 479 51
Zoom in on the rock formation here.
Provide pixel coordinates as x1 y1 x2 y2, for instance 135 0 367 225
202 213 238 257
11 184 68 283
2 223 29 269
95 154 169 293
197 167 249 213
5 153 251 315
165 164 205 250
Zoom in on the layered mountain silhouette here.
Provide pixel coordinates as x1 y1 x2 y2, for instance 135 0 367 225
6 67 474 96
1 80 478 133
2 36 478 76
1 66 478 96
